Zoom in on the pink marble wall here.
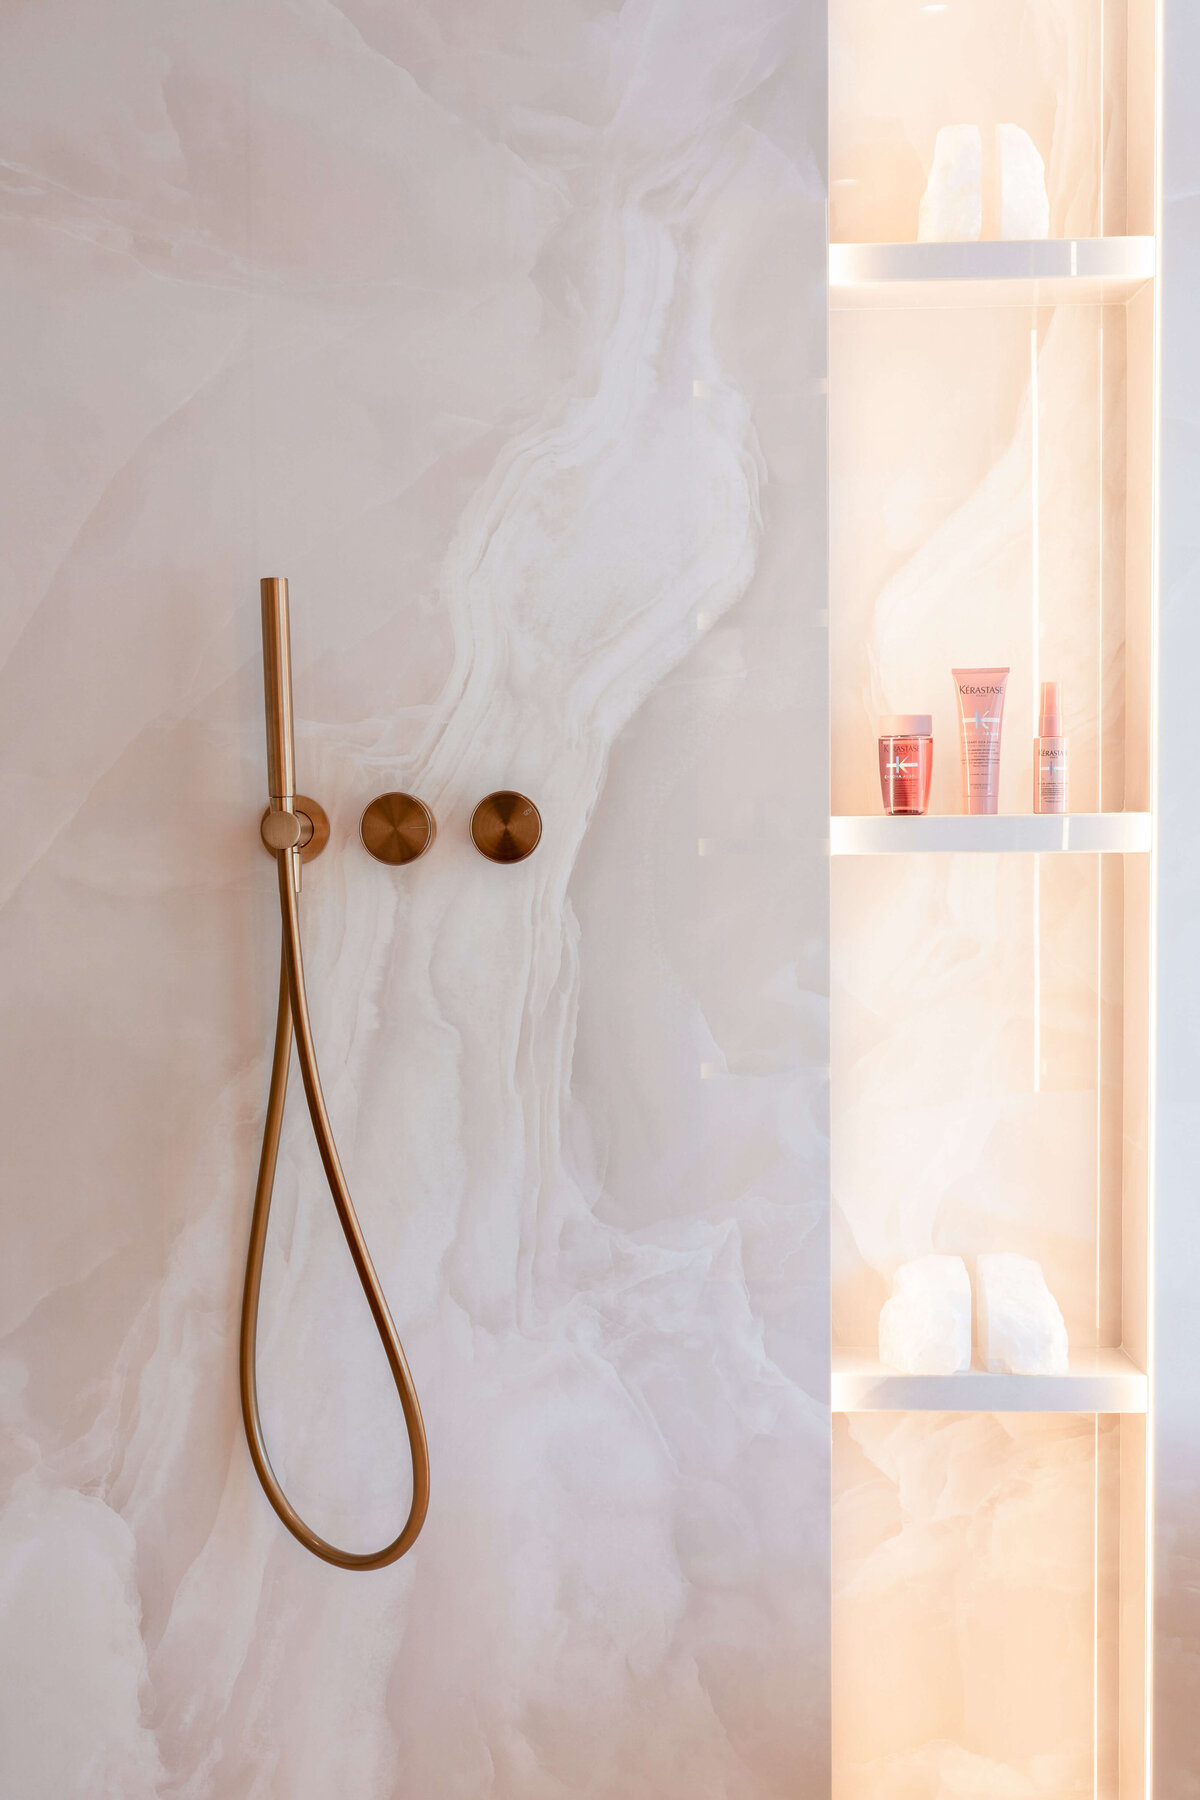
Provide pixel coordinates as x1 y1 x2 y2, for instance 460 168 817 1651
0 4 830 1795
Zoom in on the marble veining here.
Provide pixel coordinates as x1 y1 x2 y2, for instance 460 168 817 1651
0 3 829 1796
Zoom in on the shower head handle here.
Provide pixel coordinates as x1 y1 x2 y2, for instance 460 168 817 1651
260 576 295 804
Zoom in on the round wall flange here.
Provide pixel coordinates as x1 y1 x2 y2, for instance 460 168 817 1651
360 792 437 865
470 791 541 863
260 795 329 862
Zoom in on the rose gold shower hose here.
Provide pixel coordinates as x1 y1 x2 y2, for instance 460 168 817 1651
239 577 430 1570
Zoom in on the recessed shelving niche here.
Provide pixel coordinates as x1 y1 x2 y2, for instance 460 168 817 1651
828 0 1157 1794
830 290 1155 820
830 0 1157 244
834 1412 1126 1796
832 851 1140 1353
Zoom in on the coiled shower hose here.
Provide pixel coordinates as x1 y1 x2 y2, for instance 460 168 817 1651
240 578 429 1570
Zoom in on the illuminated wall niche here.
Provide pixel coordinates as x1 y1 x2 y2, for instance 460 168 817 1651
828 3 1158 1794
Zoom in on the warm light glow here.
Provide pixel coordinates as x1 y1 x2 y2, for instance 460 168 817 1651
829 0 1161 1786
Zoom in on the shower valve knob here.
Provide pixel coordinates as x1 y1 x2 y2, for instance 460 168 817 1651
360 792 437 864
470 792 542 863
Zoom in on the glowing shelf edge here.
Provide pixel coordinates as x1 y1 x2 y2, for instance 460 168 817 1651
829 236 1155 309
830 813 1153 855
832 1348 1148 1414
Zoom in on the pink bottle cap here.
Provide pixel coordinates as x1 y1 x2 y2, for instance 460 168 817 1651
1038 682 1063 736
879 714 932 737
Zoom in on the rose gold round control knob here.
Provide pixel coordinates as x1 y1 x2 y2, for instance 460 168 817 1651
360 792 437 865
470 792 541 863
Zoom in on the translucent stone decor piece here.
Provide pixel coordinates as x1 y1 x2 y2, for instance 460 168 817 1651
998 123 1051 239
977 1252 1069 1374
918 125 982 242
878 1254 972 1374
829 0 1111 241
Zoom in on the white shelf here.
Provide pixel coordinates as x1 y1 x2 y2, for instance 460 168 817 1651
830 812 1152 856
830 236 1155 309
832 1348 1147 1414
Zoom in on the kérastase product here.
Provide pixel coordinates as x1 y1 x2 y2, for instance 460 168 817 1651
953 666 1009 814
878 715 933 816
1033 680 1068 815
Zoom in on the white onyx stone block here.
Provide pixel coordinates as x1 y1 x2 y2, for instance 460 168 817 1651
917 125 982 243
878 1254 972 1375
976 1253 1069 1374
997 123 1050 240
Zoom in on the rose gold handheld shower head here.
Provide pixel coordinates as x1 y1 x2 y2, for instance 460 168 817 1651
260 577 296 805
240 576 430 1570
